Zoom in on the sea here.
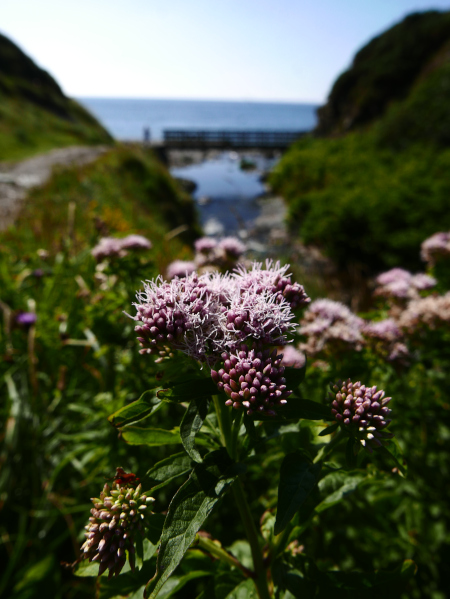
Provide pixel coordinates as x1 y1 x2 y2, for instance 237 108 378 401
78 98 318 240
78 98 318 142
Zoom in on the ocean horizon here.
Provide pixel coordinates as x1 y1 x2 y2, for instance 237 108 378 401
78 97 319 141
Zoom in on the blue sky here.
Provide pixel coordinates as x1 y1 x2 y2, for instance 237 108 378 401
1 0 449 102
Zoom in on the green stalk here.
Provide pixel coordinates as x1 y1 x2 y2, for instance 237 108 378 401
313 429 344 464
195 535 253 578
212 394 233 454
232 478 272 599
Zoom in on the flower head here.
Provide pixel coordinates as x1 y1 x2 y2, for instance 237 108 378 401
329 379 393 452
16 312 37 326
421 231 450 264
211 345 292 416
80 478 154 578
166 260 197 280
217 237 246 260
91 235 152 261
374 268 436 299
195 237 218 254
233 260 310 310
299 299 364 355
119 234 152 251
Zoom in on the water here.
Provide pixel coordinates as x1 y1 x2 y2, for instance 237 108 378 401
171 152 275 237
78 98 318 141
77 97 318 240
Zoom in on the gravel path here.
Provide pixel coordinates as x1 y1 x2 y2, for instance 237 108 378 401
0 146 108 231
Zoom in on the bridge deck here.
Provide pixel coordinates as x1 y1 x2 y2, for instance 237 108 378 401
163 129 307 149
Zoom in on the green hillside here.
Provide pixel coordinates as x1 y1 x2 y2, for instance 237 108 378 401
270 10 450 276
0 32 112 160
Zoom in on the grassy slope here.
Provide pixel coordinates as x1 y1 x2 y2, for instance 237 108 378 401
0 144 199 267
0 32 112 160
270 10 450 276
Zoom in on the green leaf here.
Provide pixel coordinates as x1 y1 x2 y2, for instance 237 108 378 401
121 427 181 446
196 571 251 599
180 397 210 463
144 453 193 492
108 389 163 428
144 449 237 599
376 438 408 476
156 378 217 403
158 571 212 599
284 362 307 389
315 472 365 513
274 452 321 535
318 422 339 437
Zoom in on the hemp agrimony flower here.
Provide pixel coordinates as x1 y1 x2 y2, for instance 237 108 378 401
80 479 154 578
329 380 393 452
211 345 292 416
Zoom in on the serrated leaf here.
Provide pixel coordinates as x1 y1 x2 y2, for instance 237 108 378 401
108 389 163 428
274 452 321 535
121 427 181 446
180 397 210 463
144 453 193 492
144 449 238 599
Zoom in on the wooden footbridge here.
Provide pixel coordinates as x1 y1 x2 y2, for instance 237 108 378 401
161 129 307 150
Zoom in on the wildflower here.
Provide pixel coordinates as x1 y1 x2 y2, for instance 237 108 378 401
194 237 218 254
119 234 152 251
329 379 393 452
80 479 154 578
299 299 364 355
91 235 152 261
362 319 409 363
16 312 37 326
166 260 197 280
233 261 310 310
280 345 306 369
397 291 450 332
217 237 246 260
421 231 450 265
211 345 292 416
374 268 436 299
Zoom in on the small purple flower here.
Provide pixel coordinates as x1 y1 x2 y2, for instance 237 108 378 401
80 480 154 578
329 379 393 452
280 345 306 369
362 319 401 342
166 260 197 280
376 268 412 286
218 237 246 259
374 268 435 299
410 273 437 291
211 344 292 416
299 299 364 355
91 238 126 261
32 268 44 278
119 235 152 251
16 312 37 326
233 260 310 310
421 231 450 264
398 291 450 331
195 237 218 254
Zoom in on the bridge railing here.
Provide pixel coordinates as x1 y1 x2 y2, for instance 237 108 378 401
162 129 307 149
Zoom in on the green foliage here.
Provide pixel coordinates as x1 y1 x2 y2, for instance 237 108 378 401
270 134 450 273
0 33 112 160
317 10 450 134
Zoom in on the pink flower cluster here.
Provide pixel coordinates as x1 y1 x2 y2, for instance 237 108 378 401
329 379 393 452
166 236 246 279
374 268 436 300
92 235 152 261
211 345 292 416
133 262 310 414
397 292 450 332
421 231 450 265
299 299 364 355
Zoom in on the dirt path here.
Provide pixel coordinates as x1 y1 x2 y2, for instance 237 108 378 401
0 146 108 231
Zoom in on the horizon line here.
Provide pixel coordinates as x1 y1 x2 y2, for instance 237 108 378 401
75 95 323 106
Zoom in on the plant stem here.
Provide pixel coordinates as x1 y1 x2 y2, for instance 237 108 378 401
232 478 272 599
212 395 233 454
195 535 253 578
313 429 344 463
